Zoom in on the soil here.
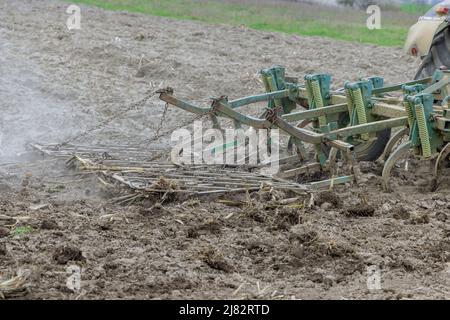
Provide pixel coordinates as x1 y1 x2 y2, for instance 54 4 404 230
0 0 449 300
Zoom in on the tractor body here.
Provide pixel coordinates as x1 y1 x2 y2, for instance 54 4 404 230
404 1 450 78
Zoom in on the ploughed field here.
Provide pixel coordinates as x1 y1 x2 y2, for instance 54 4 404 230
0 0 448 299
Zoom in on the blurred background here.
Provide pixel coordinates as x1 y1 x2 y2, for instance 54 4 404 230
68 0 439 47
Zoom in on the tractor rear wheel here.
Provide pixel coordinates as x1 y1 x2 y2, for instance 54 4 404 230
415 27 450 79
338 112 391 162
352 129 391 161
320 128 391 162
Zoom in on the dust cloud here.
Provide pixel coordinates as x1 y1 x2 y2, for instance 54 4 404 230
0 40 80 161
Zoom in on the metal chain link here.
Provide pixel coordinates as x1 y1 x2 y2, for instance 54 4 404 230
146 110 209 144
58 86 212 149
59 89 160 146
153 101 169 139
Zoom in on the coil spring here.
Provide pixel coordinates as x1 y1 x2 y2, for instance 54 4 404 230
414 102 432 158
305 80 314 106
310 80 327 127
352 88 369 140
261 75 271 93
268 76 283 108
403 101 415 129
345 88 354 122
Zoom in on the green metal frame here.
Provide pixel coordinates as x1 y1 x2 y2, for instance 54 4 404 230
158 67 450 190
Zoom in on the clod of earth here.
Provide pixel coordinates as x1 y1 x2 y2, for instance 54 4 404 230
289 225 357 261
96 219 114 231
288 226 319 246
435 211 447 222
149 177 179 202
307 272 334 288
40 219 59 230
409 212 430 225
200 247 234 273
275 207 302 230
0 227 9 238
244 206 266 223
343 204 375 217
315 191 342 208
392 207 411 220
187 219 221 239
0 243 7 256
53 246 85 265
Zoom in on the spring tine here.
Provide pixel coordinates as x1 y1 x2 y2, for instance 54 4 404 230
382 141 412 192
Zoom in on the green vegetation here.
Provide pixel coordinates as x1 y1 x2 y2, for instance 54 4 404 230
12 226 33 236
68 0 424 47
46 185 66 193
399 3 433 15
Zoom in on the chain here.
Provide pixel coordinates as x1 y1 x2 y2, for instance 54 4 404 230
154 102 169 139
58 87 213 151
59 89 160 146
146 110 209 144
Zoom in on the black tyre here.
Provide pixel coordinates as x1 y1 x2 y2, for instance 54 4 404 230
320 128 391 162
338 112 391 162
352 128 391 161
415 26 450 79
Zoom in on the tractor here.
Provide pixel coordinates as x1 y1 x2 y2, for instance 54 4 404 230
405 0 450 78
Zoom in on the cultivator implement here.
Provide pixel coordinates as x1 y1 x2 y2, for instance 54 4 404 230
29 142 308 200
158 66 450 190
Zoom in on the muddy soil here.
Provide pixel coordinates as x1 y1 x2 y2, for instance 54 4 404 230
0 0 449 299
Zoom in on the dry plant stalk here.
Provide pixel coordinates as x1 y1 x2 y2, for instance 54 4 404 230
0 271 30 299
149 176 179 192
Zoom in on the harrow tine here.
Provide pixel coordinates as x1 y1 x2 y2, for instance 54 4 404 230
379 127 409 162
286 119 311 160
432 142 450 187
327 147 339 174
382 141 412 191
309 175 354 189
276 162 322 179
